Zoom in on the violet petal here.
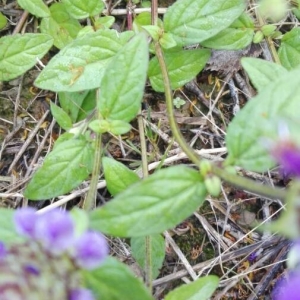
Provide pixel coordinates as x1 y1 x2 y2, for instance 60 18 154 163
271 142 300 178
69 288 95 300
273 272 300 300
14 207 37 239
35 210 75 254
0 242 6 259
74 231 108 270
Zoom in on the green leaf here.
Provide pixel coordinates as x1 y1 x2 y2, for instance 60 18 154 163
40 3 82 49
50 101 73 130
24 135 94 200
292 7 300 20
148 49 210 92
164 0 245 46
131 234 165 279
201 13 254 50
261 24 277 37
98 33 148 122
133 12 151 31
54 132 75 147
142 25 161 41
278 28 300 70
89 119 110 134
77 26 95 37
241 57 288 92
102 157 139 196
133 12 164 33
89 120 132 135
252 31 264 44
109 120 132 135
141 1 151 7
0 33 53 81
82 257 154 300
94 16 115 30
59 90 96 122
17 0 50 18
35 29 133 92
159 32 177 49
225 68 300 171
165 275 219 300
89 166 207 237
0 12 8 30
0 209 24 244
61 0 104 19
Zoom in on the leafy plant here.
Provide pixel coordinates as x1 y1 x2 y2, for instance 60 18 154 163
1 0 300 298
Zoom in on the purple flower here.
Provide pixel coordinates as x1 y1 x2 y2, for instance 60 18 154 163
69 288 95 300
35 210 75 255
270 141 300 178
0 242 6 259
273 272 300 300
287 240 300 271
73 231 108 270
14 207 37 238
12 208 108 268
13 208 76 254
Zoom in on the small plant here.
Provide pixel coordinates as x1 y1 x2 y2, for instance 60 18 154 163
1 0 300 298
173 97 186 109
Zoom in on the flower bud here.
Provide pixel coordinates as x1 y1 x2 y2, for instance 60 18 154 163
253 31 264 43
261 24 277 36
204 176 221 197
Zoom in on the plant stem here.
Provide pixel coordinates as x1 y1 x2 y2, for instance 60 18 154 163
154 41 201 167
137 111 153 290
154 41 287 201
253 1 281 64
211 165 286 200
138 112 149 178
151 0 158 26
83 90 103 211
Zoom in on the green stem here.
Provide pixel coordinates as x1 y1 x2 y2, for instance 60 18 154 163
83 90 103 211
138 112 149 178
254 1 281 64
211 165 286 200
154 41 287 201
137 112 152 290
154 41 200 167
